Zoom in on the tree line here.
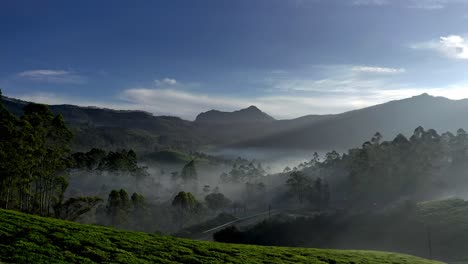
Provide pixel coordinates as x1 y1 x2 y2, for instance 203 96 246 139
279 126 468 212
0 89 74 216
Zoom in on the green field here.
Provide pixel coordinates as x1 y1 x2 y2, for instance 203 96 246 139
418 198 468 226
0 210 443 264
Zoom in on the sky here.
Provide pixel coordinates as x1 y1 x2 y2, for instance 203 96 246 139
2 0 468 120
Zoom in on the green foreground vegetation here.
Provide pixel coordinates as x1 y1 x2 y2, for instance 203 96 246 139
0 209 443 264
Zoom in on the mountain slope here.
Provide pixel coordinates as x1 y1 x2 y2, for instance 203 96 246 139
232 94 468 150
5 93 468 152
1 96 201 152
0 209 442 264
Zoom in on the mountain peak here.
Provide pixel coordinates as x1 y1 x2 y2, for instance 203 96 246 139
412 93 432 99
241 105 261 112
195 106 274 124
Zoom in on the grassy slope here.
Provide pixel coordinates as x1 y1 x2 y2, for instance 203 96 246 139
418 198 468 226
0 210 442 264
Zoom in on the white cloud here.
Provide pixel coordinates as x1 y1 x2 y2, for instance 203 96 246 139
266 64 405 93
352 66 405 74
407 0 448 9
154 78 178 86
353 0 389 6
13 83 468 121
439 35 468 59
351 0 466 9
412 35 468 59
10 63 468 120
269 78 380 93
114 88 376 119
17 69 86 84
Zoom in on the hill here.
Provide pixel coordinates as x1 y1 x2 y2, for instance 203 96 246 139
1 96 201 152
233 94 468 150
6 93 468 152
195 105 275 124
0 209 442 264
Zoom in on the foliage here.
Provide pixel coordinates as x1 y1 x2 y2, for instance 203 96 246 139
106 189 130 226
54 196 103 221
205 192 231 211
0 209 441 264
286 171 312 204
0 93 75 216
70 148 106 170
180 160 198 181
220 158 266 183
284 128 468 209
71 148 149 180
172 191 199 211
101 189 148 229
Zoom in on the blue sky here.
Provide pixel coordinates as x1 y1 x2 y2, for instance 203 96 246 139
2 0 468 120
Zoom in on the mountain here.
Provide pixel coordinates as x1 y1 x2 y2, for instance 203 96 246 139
1 96 200 152
193 105 280 146
4 93 468 153
195 105 275 124
233 93 468 151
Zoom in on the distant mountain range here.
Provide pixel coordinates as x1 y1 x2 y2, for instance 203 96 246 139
3 93 468 153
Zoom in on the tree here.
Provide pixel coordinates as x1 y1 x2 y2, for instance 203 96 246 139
371 132 383 145
181 160 198 181
286 171 311 204
172 191 199 211
172 191 201 228
0 89 21 209
307 178 330 211
71 148 107 170
106 189 130 226
131 192 145 210
205 192 231 211
221 159 266 183
54 196 102 221
12 103 73 215
0 94 108 220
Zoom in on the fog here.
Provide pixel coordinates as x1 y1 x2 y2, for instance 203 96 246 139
208 147 335 173
61 129 468 263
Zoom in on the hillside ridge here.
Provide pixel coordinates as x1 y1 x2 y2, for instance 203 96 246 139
5 93 468 152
